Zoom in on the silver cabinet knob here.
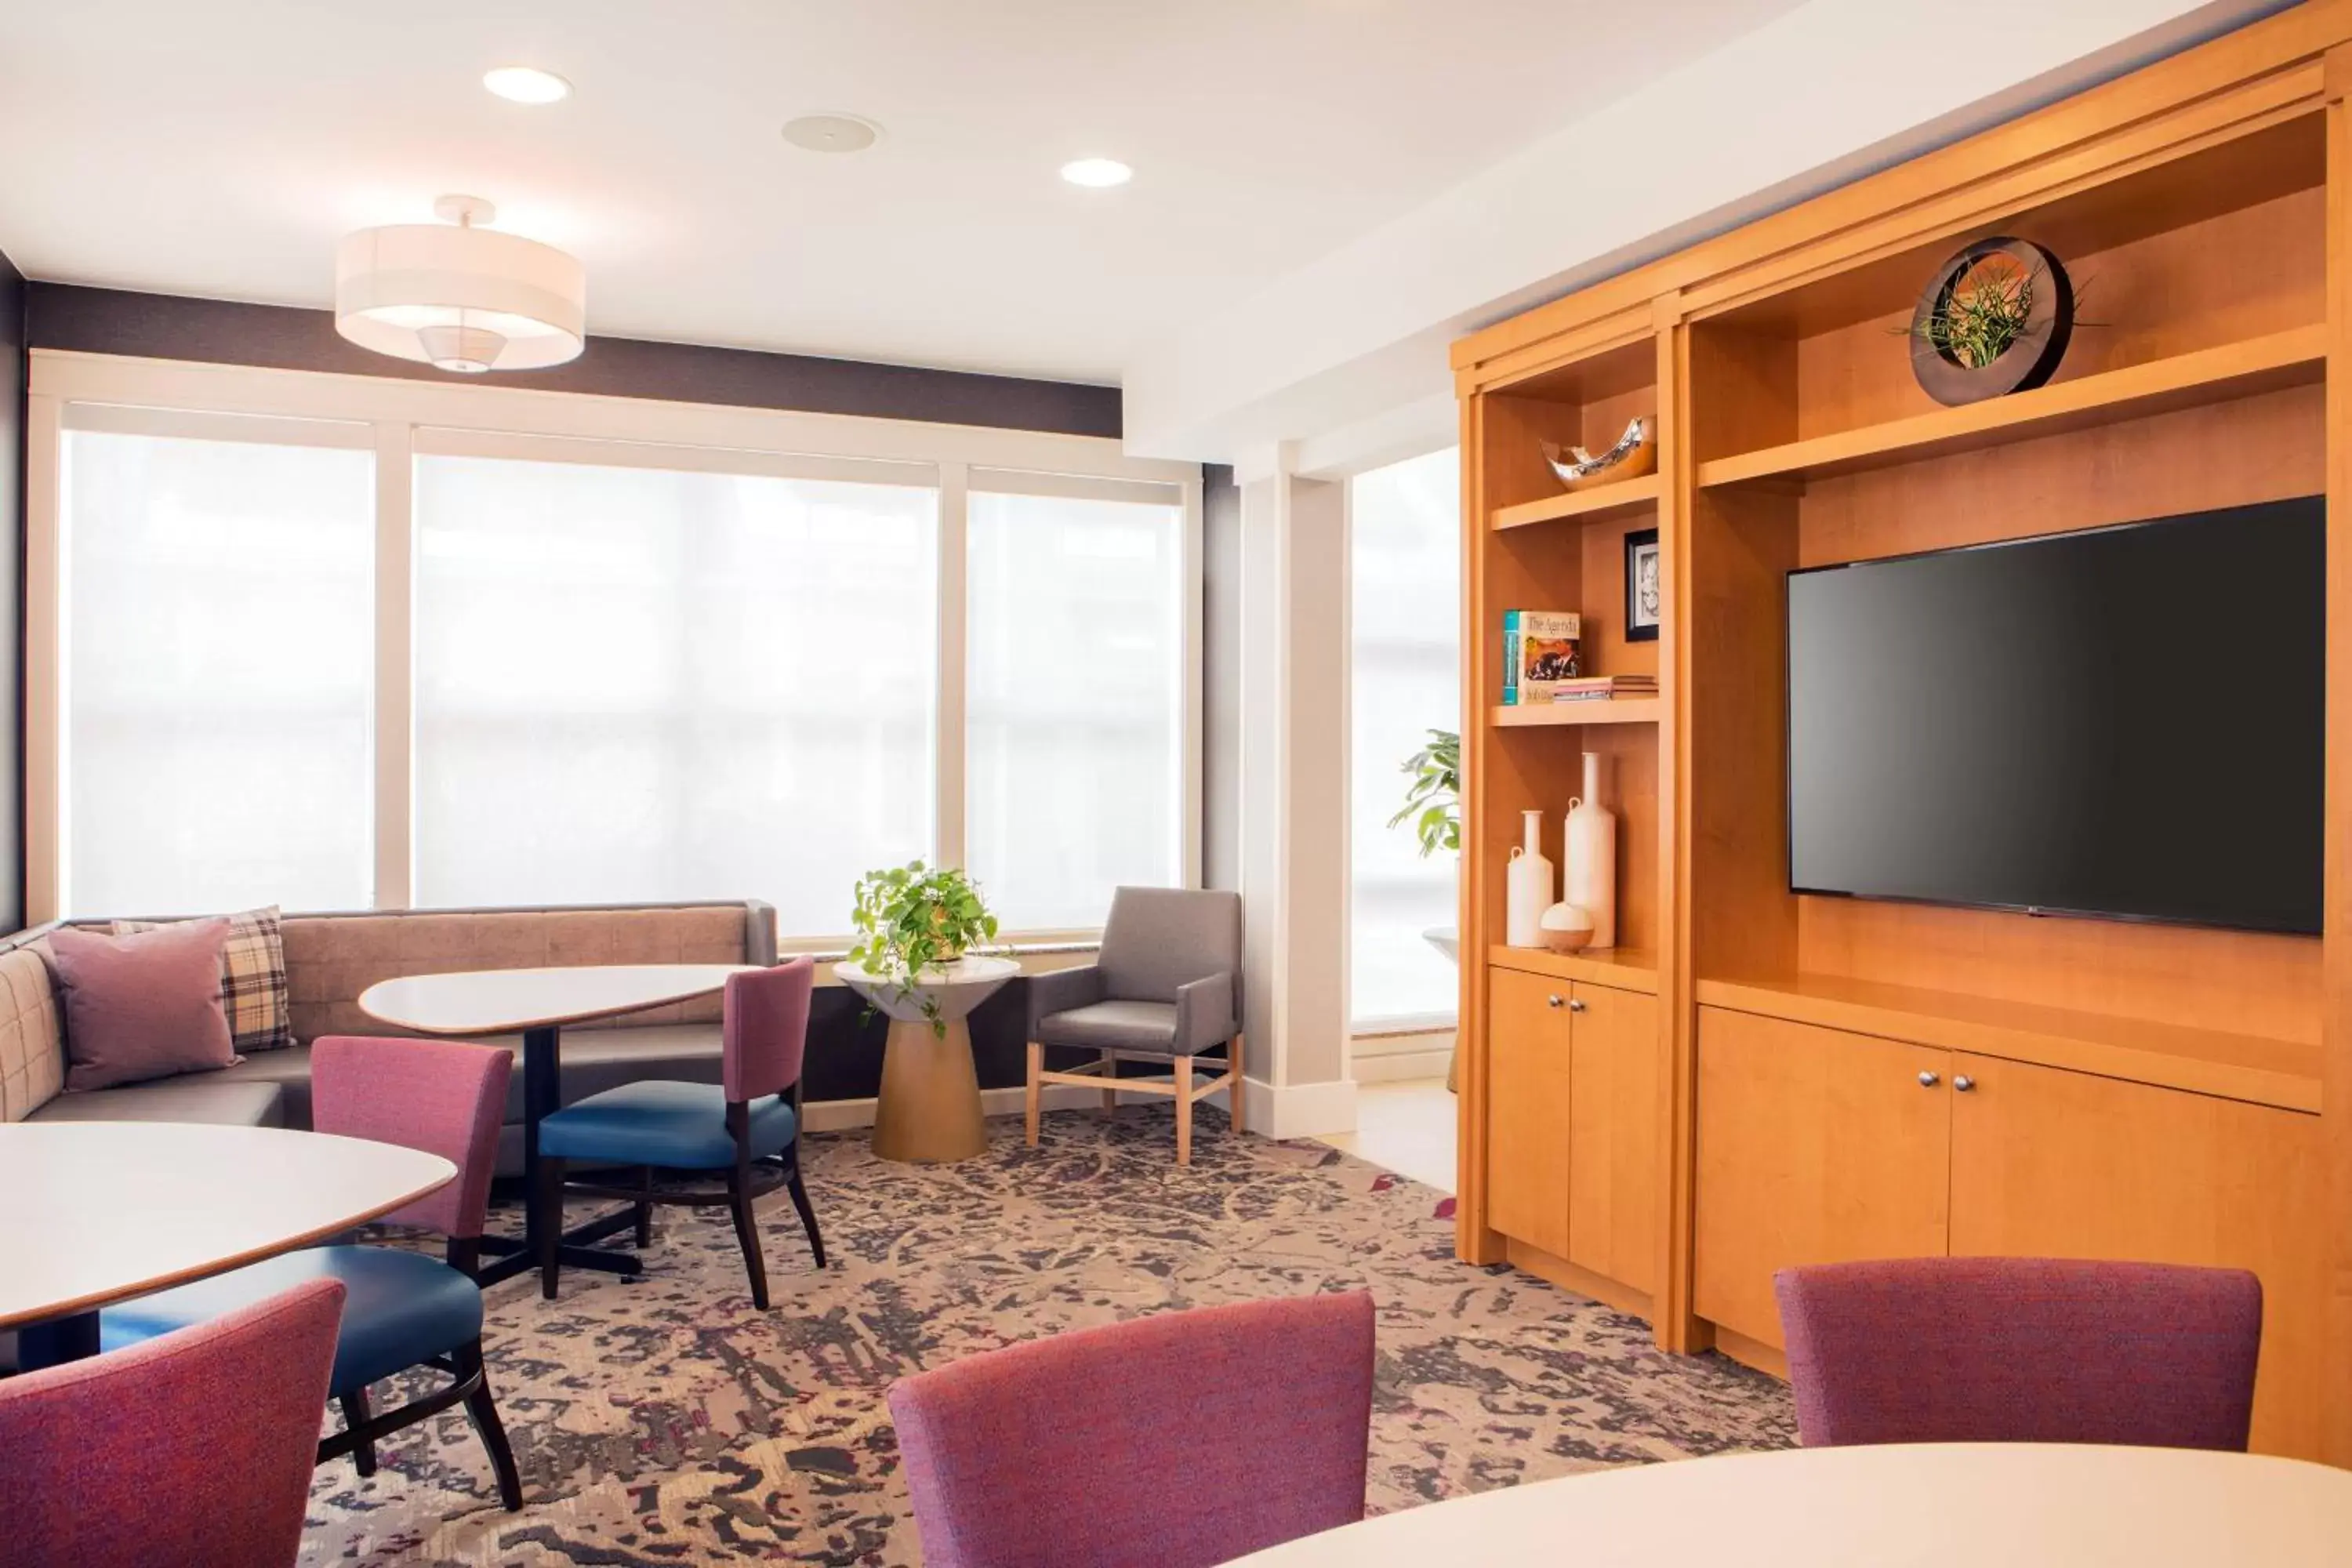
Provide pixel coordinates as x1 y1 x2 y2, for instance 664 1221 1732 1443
1918 1070 1940 1087
1546 994 1563 1009
1954 1075 1976 1093
1567 998 1588 1013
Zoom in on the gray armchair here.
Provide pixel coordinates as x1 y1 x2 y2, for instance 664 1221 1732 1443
1023 887 1244 1165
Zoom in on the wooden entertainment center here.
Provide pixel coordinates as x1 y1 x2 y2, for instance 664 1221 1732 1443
1451 0 2352 1462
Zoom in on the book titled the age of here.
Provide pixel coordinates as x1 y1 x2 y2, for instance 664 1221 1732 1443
1502 611 1583 704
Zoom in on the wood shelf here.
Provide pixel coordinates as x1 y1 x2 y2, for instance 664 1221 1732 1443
1489 945 1658 994
1492 698 1661 728
1695 971 2320 1114
1493 474 1661 532
1695 325 2326 489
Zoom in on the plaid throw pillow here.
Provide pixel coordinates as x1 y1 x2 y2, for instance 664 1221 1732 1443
113 905 292 1054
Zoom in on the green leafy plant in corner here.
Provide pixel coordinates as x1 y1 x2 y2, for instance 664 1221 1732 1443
846 860 1000 1036
1389 728 1461 858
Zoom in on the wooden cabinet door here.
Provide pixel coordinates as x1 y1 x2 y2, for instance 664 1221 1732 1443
1485 966 1573 1258
1693 1007 1954 1348
1566 982 1659 1294
1947 1054 2325 1459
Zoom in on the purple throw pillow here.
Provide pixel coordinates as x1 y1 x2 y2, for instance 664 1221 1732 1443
49 919 240 1092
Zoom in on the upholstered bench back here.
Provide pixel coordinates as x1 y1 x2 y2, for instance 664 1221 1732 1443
0 946 65 1121
279 902 778 1042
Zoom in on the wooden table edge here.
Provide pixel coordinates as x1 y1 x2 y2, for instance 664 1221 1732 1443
355 964 757 1036
0 1129 456 1329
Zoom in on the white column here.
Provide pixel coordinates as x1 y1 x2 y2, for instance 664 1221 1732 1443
1235 445 1357 1138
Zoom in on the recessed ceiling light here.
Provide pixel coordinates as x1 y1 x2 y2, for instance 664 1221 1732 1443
782 114 884 154
483 65 571 105
1061 157 1134 188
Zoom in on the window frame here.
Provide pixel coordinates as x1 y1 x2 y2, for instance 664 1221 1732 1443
26 350 1203 940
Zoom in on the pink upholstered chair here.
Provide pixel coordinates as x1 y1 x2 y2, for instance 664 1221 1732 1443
535 958 824 1308
1773 1256 2263 1450
887 1292 1376 1568
0 1277 344 1568
103 1036 523 1508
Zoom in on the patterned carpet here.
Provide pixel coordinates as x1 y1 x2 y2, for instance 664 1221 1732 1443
303 1105 1795 1565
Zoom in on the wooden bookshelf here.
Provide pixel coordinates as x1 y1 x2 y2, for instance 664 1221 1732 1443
1494 474 1661 531
1449 0 2350 1464
1696 327 2325 489
1491 699 1661 728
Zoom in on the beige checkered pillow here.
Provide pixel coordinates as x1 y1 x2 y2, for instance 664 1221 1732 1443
114 905 292 1054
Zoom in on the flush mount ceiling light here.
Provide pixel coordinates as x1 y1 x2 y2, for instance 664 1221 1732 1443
1059 157 1133 188
781 113 884 153
483 64 571 104
335 195 586 374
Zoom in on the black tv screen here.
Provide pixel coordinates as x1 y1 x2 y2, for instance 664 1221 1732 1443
1787 499 2324 935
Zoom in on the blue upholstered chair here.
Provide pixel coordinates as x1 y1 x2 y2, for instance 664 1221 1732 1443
101 1036 524 1509
532 957 824 1308
1023 887 1244 1166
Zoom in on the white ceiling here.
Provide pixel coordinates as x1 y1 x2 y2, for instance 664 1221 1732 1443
0 0 1812 384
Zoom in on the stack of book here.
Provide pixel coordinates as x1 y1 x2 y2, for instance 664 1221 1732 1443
1546 674 1657 703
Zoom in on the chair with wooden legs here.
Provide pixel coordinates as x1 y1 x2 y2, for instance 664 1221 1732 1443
102 1036 524 1509
533 956 824 1308
1023 887 1243 1166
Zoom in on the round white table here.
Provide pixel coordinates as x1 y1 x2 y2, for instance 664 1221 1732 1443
360 963 755 1286
0 1120 455 1368
1225 1443 2352 1566
837 956 1019 1163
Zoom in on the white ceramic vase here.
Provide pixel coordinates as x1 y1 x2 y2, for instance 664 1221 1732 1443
1505 808 1553 949
1564 752 1618 949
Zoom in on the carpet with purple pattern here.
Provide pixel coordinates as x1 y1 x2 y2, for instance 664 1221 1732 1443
302 1105 1794 1564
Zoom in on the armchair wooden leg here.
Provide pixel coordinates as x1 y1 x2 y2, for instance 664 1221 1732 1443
455 1338 525 1512
1025 1041 1043 1146
1100 1050 1119 1115
1175 1056 1193 1167
339 1386 376 1478
634 1165 655 1249
535 1155 567 1301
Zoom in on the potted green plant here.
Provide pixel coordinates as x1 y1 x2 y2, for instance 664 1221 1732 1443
844 859 1001 1035
1388 728 1461 857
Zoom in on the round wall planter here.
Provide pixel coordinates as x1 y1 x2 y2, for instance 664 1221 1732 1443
1907 237 2074 406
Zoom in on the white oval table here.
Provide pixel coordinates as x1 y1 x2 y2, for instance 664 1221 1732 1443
1225 1443 2352 1566
837 956 1019 1163
360 963 756 1286
0 1120 455 1368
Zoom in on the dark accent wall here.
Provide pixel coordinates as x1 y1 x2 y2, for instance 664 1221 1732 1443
0 251 23 935
27 283 1123 439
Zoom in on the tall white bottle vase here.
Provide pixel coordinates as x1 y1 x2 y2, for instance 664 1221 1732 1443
1505 808 1554 949
1563 752 1618 949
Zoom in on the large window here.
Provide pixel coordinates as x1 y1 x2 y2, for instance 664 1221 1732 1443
966 481 1186 931
60 426 376 914
38 367 1199 936
411 453 938 935
1348 447 1461 1027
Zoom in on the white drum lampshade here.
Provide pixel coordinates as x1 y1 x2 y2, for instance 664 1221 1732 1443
335 195 585 374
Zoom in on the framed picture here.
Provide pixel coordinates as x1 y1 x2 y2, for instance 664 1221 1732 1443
1624 527 1661 642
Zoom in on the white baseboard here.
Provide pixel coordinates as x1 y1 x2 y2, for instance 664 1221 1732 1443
1241 1075 1359 1139
1351 1028 1455 1085
800 1080 1234 1134
802 1077 1355 1139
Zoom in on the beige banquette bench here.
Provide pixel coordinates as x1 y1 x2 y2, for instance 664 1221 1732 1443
0 900 777 1175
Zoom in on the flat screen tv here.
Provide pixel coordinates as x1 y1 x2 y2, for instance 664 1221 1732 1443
1786 498 2324 935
